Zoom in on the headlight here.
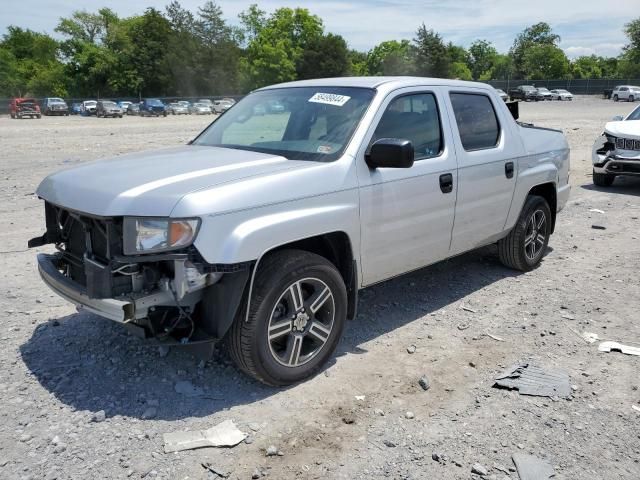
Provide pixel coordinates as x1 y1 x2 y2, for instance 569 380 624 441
123 217 200 255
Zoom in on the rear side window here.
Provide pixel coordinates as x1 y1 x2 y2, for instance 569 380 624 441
449 93 500 151
371 93 442 160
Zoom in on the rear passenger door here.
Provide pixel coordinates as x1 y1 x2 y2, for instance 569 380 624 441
357 88 458 285
445 90 519 255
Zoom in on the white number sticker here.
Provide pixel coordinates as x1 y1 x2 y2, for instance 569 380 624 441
308 92 351 107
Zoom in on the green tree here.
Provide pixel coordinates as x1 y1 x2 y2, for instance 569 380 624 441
468 39 498 80
570 55 603 79
125 8 173 96
0 27 67 96
510 22 560 78
450 62 472 80
521 43 569 79
619 18 640 77
483 54 514 80
367 40 415 76
297 33 349 79
347 50 369 76
238 4 267 45
413 25 450 77
242 7 324 89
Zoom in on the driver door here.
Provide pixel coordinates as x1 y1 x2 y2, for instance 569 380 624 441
356 88 459 285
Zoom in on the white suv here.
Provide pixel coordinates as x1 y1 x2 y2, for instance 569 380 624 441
612 85 640 102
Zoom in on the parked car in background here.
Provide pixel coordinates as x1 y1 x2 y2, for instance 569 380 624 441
198 99 214 108
178 100 191 109
534 87 553 101
96 100 124 118
167 102 190 115
82 100 97 115
212 99 234 114
509 85 538 101
612 85 640 102
190 102 212 115
43 97 69 116
70 103 82 115
591 103 640 186
29 77 570 386
127 103 140 115
494 89 508 101
550 89 573 101
9 98 41 119
118 101 132 112
140 98 167 117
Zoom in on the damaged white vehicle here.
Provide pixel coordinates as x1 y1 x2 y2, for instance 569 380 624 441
29 77 570 385
592 104 640 186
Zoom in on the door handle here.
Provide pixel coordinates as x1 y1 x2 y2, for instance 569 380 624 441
505 161 514 179
439 173 453 193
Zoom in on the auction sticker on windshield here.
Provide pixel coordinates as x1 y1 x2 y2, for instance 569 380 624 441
308 93 351 107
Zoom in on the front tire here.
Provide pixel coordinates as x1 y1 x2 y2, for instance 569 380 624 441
498 195 551 272
593 169 615 187
630 95 635 102
613 95 619 102
227 250 347 386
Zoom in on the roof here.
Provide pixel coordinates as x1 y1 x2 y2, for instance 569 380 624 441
258 76 493 92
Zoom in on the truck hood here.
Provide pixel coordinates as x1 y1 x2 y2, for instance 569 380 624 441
36 146 315 217
604 120 640 140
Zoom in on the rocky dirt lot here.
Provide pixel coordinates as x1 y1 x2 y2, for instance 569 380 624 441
1 97 639 480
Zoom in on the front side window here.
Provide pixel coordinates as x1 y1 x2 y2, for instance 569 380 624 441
370 93 442 160
193 87 375 162
449 93 500 151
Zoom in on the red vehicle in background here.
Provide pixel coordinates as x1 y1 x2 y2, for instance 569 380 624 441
9 98 41 119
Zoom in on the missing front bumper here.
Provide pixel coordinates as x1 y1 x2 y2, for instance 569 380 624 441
37 253 175 323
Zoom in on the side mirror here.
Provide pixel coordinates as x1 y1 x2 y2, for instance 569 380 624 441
612 115 624 121
366 138 414 169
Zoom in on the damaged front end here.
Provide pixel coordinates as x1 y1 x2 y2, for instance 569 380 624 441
29 202 250 343
592 132 640 176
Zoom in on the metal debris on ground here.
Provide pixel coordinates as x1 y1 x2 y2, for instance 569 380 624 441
485 332 505 342
589 208 605 214
461 305 477 313
493 362 571 398
511 453 555 480
591 224 606 230
201 463 229 478
581 332 600 344
598 341 640 356
632 405 640 413
163 420 246 453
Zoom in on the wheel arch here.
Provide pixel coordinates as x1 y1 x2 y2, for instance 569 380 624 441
247 231 358 322
528 182 557 233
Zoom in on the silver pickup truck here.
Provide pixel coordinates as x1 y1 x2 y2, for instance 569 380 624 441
29 77 570 385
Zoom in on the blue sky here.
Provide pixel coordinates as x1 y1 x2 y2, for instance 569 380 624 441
2 0 634 58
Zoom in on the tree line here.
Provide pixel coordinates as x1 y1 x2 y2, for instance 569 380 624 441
1 2 639 98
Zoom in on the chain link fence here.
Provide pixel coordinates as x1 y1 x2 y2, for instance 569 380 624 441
0 95 245 115
3 79 640 115
487 78 640 96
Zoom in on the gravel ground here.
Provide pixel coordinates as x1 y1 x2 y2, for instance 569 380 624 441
1 97 639 480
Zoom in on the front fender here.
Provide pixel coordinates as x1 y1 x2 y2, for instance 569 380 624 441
192 189 361 266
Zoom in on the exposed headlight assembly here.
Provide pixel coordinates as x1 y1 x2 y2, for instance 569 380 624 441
123 217 200 255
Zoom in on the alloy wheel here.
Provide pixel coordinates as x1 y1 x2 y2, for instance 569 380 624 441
524 209 547 261
267 277 335 367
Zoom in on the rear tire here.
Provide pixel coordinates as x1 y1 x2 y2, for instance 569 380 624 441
498 195 551 272
593 169 615 187
227 249 347 386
